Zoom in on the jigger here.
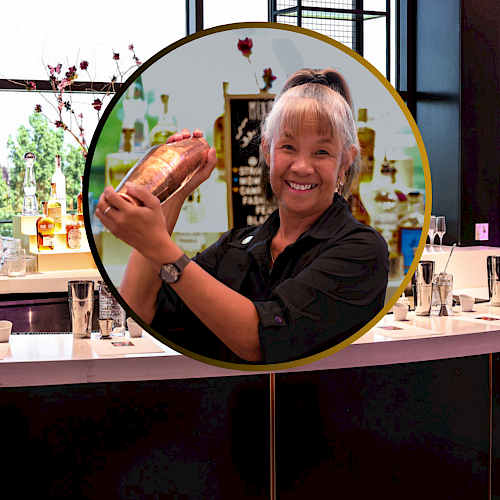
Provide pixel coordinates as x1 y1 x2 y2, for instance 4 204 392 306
115 137 210 206
99 318 113 339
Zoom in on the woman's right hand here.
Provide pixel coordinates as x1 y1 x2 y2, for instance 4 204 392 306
166 128 218 199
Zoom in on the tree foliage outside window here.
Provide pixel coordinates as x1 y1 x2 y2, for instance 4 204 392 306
6 112 85 229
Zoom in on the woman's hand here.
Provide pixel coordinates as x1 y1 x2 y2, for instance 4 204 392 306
96 183 173 267
166 128 218 201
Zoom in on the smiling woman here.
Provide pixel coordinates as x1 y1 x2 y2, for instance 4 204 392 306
96 67 389 366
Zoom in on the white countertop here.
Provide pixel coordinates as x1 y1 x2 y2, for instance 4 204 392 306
0 268 102 294
2 301 500 387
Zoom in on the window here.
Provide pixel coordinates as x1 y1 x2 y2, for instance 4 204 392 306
0 0 186 236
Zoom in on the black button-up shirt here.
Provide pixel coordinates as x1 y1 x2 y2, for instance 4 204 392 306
151 194 389 364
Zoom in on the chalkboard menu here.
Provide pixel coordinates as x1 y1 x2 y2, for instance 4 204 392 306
224 94 276 228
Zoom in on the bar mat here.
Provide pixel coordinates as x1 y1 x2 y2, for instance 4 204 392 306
87 337 167 356
374 323 445 339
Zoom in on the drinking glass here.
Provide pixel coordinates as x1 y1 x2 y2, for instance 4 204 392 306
436 216 446 250
428 215 436 250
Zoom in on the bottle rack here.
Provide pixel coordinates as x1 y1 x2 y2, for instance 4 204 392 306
12 215 97 272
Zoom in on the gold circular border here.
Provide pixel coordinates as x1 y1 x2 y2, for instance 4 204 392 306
86 21 431 372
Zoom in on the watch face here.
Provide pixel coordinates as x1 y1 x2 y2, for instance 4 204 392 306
161 264 180 284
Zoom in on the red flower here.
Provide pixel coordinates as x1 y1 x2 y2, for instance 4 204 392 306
26 81 36 91
54 120 65 129
262 68 277 85
128 44 134 51
66 66 77 79
113 53 120 60
34 104 42 113
80 60 89 70
238 37 253 58
92 99 103 111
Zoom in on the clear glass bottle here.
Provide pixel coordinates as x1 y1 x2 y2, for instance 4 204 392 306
212 82 229 179
36 201 55 251
51 155 67 215
370 155 405 279
149 94 177 146
98 281 126 336
22 152 38 215
47 182 62 232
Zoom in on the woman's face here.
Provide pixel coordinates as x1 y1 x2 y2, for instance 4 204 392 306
263 118 353 221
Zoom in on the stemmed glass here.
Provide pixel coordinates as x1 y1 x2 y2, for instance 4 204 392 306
436 216 446 250
428 215 436 251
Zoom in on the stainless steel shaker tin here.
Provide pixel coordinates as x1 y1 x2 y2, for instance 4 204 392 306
413 261 435 316
487 255 500 306
68 280 95 339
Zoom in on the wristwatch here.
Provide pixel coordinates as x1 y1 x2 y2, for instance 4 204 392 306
159 253 191 284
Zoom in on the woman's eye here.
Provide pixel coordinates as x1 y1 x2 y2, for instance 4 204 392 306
282 144 294 150
316 149 329 155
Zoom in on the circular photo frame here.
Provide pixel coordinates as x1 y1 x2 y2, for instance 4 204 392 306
84 22 431 370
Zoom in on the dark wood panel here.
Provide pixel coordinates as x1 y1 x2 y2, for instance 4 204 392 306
276 357 489 499
0 375 271 499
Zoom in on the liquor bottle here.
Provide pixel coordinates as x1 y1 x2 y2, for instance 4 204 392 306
399 191 424 272
123 78 149 152
174 188 206 258
51 155 67 215
47 182 62 232
22 152 38 215
212 82 229 178
36 201 55 251
370 154 406 279
348 178 370 226
357 108 376 184
77 175 84 225
105 89 144 189
66 214 82 250
149 94 177 146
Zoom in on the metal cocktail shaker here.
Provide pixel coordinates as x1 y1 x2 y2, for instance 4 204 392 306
115 137 210 206
68 280 95 339
412 261 435 316
487 255 500 306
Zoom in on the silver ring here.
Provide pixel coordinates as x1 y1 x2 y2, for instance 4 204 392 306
104 206 112 216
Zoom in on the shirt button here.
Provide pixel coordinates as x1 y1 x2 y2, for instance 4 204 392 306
275 316 282 324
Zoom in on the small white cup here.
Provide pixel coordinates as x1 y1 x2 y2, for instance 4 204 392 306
393 302 409 321
127 317 143 338
0 320 13 342
459 294 475 312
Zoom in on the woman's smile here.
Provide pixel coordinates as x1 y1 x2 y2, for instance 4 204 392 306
285 180 319 192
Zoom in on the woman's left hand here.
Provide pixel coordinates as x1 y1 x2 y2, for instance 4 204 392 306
96 182 172 264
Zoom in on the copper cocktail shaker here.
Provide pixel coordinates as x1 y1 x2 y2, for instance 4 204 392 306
115 137 210 206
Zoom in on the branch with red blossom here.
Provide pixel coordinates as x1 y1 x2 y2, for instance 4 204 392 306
237 37 277 93
4 45 142 158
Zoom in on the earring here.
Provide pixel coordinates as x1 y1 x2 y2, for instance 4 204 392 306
336 179 344 196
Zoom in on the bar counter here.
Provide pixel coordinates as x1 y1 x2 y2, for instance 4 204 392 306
2 299 500 388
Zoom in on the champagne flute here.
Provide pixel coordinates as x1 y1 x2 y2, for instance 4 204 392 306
436 216 446 250
428 215 436 251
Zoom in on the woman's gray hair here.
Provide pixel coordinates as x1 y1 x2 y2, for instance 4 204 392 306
259 68 361 203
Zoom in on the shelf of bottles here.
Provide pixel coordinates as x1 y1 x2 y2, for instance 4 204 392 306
351 109 424 280
14 154 95 272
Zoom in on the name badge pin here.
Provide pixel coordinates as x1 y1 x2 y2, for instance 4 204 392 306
242 236 253 245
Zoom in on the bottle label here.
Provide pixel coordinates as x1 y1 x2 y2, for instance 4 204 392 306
38 223 55 231
48 207 62 224
42 235 55 247
67 227 81 249
176 232 205 253
372 213 399 251
400 227 422 270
